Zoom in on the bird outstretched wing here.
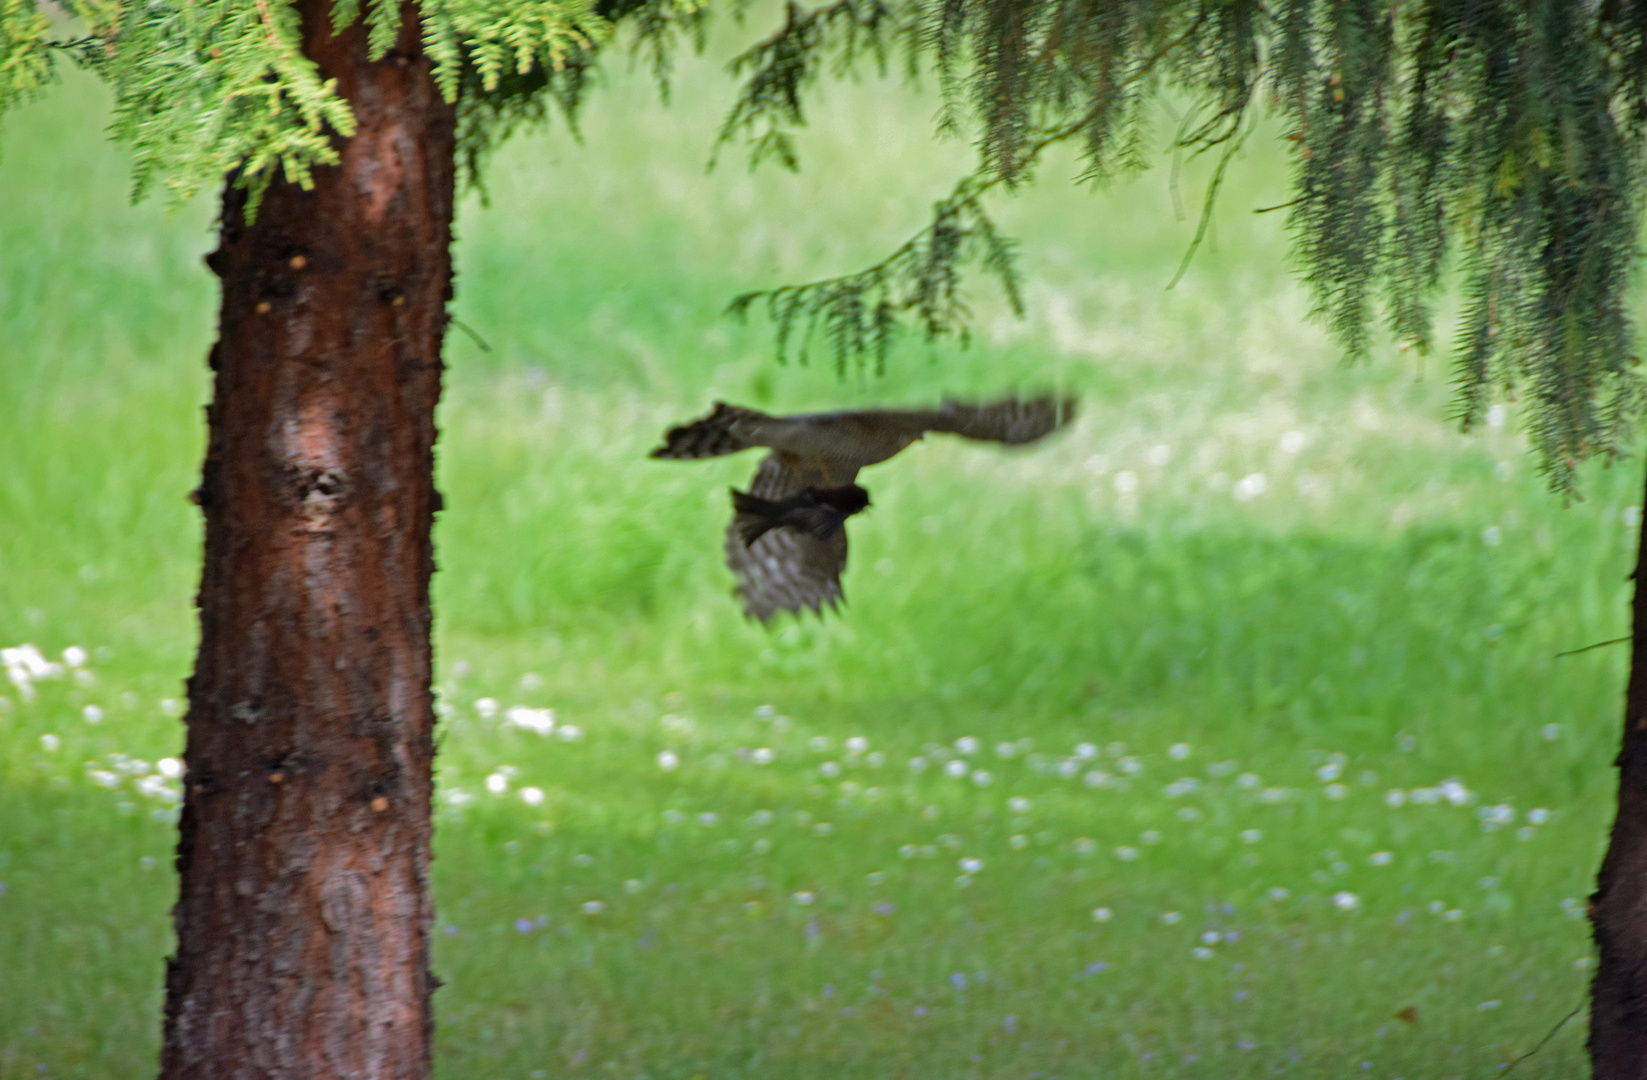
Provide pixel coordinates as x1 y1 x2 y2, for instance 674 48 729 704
651 392 1077 621
723 452 849 621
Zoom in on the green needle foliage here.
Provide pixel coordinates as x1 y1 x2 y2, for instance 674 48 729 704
0 0 698 214
723 0 1647 494
3 0 1644 492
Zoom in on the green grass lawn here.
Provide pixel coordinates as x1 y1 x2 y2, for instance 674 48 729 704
1 23 1641 1078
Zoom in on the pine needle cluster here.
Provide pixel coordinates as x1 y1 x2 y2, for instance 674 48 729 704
6 0 1647 490
0 0 698 214
724 0 1647 493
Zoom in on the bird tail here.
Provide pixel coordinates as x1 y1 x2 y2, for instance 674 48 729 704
651 402 767 460
730 489 785 546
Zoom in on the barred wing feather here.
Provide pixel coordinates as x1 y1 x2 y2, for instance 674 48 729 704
725 452 848 620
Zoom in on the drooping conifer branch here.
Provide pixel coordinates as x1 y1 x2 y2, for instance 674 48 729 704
724 0 1647 494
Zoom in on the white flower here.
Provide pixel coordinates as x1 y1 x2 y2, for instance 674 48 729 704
1323 784 1348 800
1114 846 1139 862
1279 431 1307 454
1118 756 1143 775
1148 444 1173 466
520 786 545 806
752 747 775 765
909 756 929 772
504 706 556 735
945 760 968 778
1201 931 1221 944
157 758 183 778
1113 470 1138 494
485 772 509 794
1160 911 1182 925
581 900 604 914
899 844 918 859
1168 743 1192 760
656 750 679 771
1439 779 1471 806
1232 473 1268 502
1008 797 1033 815
90 769 122 789
697 812 718 826
958 857 984 874
1140 830 1161 844
474 697 499 719
1316 761 1343 783
1091 907 1113 922
971 770 994 787
955 736 980 755
1385 789 1407 807
62 646 87 668
556 725 583 742
1332 891 1360 911
1074 742 1098 759
820 761 841 778
1164 778 1199 797
1528 808 1551 825
845 736 869 754
1369 851 1393 866
793 890 817 905
1237 773 1261 788
1482 526 1502 546
995 742 1019 759
82 705 103 725
1084 770 1113 788
1192 947 1214 960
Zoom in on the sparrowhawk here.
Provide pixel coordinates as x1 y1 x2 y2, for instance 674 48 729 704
651 395 1076 620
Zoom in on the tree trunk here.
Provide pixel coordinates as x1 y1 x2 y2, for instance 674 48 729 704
159 3 454 1075
1592 462 1647 1077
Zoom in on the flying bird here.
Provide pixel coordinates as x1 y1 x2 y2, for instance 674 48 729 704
650 395 1077 620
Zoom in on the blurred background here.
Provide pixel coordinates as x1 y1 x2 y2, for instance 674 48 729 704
0 12 1637 1076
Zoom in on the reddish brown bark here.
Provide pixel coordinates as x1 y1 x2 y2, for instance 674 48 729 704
159 3 454 1076
1592 463 1647 1077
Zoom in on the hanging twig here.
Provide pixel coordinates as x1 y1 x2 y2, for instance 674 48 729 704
1498 999 1584 1076
1554 635 1633 658
448 315 493 353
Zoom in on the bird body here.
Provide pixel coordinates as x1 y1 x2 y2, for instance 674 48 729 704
730 484 871 546
651 395 1075 620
